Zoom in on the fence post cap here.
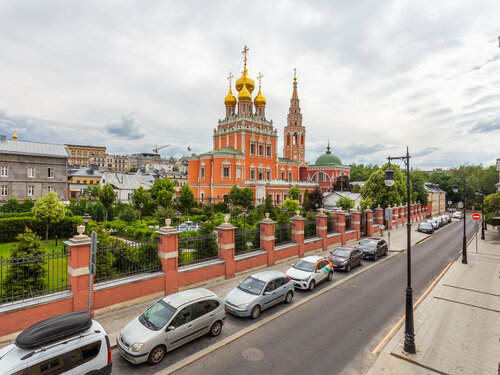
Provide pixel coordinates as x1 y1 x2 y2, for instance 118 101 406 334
291 214 305 220
259 217 276 224
365 208 373 213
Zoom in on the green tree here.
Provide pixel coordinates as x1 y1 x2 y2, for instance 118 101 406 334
288 186 301 201
282 198 300 214
82 184 101 200
359 197 374 213
2 229 46 301
228 186 254 208
483 191 500 227
336 196 355 211
303 189 311 211
179 184 196 214
118 204 138 223
32 191 66 241
98 184 116 221
349 164 380 181
410 170 429 206
150 178 175 201
360 164 406 208
156 188 174 208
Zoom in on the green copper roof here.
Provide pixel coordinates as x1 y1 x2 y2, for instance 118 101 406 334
313 142 342 166
199 146 244 156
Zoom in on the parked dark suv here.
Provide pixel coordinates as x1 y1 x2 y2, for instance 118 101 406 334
328 246 364 272
355 238 388 260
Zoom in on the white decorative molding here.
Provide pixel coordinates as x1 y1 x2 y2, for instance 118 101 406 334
158 251 178 259
68 266 89 277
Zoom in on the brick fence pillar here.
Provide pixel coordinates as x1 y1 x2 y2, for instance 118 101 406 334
260 214 276 266
291 213 305 257
401 205 406 224
351 210 361 241
411 204 415 223
217 216 236 279
316 209 328 251
332 211 346 244
65 226 92 314
365 209 373 237
157 220 179 296
375 206 383 226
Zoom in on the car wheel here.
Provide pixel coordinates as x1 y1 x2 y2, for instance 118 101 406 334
250 305 261 319
285 291 293 304
209 321 223 337
374 253 378 261
308 279 316 291
359 258 364 266
148 345 166 365
327 271 333 281
346 264 351 272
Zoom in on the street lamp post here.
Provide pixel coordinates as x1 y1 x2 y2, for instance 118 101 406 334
452 179 467 264
139 202 144 223
384 146 415 354
175 210 182 230
242 208 248 230
475 189 485 240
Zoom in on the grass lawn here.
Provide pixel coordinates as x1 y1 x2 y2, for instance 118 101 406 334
0 238 69 302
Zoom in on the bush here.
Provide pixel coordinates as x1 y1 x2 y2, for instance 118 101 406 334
0 216 83 242
117 205 138 223
3 212 33 218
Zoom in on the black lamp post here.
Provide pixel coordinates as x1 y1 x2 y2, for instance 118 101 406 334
384 146 415 354
475 190 485 240
452 179 467 264
242 208 248 230
139 202 144 223
175 210 181 230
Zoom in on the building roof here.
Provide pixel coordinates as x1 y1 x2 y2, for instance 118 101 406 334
199 146 244 157
312 143 342 166
100 172 155 190
323 191 364 208
68 166 104 178
0 139 70 158
424 183 445 193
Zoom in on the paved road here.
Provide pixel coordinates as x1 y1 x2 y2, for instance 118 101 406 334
111 218 475 375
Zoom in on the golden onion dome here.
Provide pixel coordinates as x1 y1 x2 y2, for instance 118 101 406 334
236 68 255 93
224 87 237 106
12 131 18 140
238 82 252 102
254 87 266 106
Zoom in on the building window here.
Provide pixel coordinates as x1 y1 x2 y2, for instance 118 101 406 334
28 167 35 178
47 168 54 178
266 171 271 180
266 146 271 157
236 167 242 179
258 145 263 156
28 185 34 196
223 167 230 178
250 169 255 180
281 172 285 180
0 166 7 177
200 191 205 202
288 172 292 180
0 185 7 196
223 194 229 203
276 195 280 204
250 143 255 155
47 186 54 192
200 167 205 178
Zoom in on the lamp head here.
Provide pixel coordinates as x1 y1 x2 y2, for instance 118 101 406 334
384 169 395 187
82 213 91 224
452 183 458 193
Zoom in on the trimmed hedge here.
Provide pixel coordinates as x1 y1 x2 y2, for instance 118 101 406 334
3 212 34 218
0 216 83 242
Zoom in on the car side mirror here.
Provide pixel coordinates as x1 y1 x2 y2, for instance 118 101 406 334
291 263 295 267
167 326 176 332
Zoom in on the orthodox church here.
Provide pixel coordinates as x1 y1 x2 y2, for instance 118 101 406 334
188 47 349 204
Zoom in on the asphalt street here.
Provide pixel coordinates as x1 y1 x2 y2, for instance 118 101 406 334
110 218 475 375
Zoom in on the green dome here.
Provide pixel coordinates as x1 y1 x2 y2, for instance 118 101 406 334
314 143 342 166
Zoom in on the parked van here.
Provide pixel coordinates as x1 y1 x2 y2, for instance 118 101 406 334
0 311 112 375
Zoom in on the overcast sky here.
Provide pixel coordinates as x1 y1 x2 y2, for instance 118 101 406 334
0 1 499 169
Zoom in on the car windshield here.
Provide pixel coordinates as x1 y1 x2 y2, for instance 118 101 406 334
140 300 176 331
359 240 377 248
238 276 266 295
331 249 350 258
420 223 432 228
293 260 316 272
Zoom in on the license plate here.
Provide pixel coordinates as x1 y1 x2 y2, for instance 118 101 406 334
226 306 234 312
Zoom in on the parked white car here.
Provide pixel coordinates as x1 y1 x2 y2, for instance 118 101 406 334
0 312 112 375
453 212 463 219
285 255 333 291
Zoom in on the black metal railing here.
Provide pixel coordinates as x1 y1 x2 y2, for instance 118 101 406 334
178 233 218 267
345 214 352 231
327 216 336 233
0 250 69 305
304 220 317 239
94 238 160 284
275 223 293 246
234 229 261 256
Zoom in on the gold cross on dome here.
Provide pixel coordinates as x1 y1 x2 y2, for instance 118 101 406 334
227 72 233 86
294 68 297 81
257 72 263 87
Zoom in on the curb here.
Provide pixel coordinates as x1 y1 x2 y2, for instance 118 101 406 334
153 251 397 375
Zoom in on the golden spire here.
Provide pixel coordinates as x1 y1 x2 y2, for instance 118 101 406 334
254 72 266 106
12 130 18 141
224 72 237 106
294 67 297 82
235 45 255 93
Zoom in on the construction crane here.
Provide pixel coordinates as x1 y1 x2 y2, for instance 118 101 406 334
153 144 170 153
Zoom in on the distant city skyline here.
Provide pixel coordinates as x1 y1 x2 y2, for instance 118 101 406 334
0 1 499 169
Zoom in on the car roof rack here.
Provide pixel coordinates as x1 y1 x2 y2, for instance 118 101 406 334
16 311 92 350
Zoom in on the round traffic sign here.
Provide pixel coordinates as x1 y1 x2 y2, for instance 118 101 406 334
471 213 481 220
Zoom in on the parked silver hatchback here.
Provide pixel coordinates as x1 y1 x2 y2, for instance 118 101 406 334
117 288 225 365
224 270 294 319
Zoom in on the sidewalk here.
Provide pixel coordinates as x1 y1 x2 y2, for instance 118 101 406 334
367 225 500 375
